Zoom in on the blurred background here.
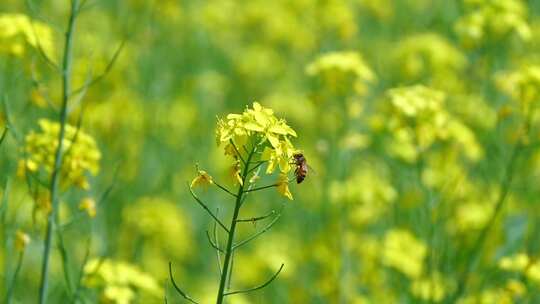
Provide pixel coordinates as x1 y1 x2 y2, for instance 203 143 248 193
2 0 540 303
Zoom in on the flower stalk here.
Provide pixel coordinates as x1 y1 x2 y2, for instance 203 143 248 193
38 1 79 303
215 146 255 304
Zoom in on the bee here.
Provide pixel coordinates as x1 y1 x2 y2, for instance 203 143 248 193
292 153 308 184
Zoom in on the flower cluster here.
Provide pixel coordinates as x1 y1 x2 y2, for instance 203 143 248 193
411 272 447 302
213 102 299 199
0 13 54 58
393 33 466 83
381 229 427 279
83 259 162 304
122 197 193 258
383 85 482 162
329 165 396 225
455 0 531 47
21 119 101 190
498 252 540 283
496 65 540 113
306 51 375 96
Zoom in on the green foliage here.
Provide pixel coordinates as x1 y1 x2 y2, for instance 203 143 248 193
1 0 540 303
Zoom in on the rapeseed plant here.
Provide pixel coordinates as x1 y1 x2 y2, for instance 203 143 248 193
169 102 302 303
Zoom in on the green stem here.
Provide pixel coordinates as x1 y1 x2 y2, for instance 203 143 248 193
38 1 78 303
5 252 24 304
215 148 255 304
447 141 522 302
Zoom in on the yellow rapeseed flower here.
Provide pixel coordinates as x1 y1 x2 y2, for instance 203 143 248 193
496 66 540 113
0 13 55 58
22 119 101 190
190 170 214 189
384 85 482 162
411 273 447 302
83 258 162 303
455 0 531 47
276 174 293 200
214 102 300 199
499 252 530 272
382 229 427 279
14 230 30 252
79 197 97 218
306 51 375 96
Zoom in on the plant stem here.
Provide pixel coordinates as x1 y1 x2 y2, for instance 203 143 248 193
447 141 522 303
5 252 24 304
215 148 255 304
38 1 78 303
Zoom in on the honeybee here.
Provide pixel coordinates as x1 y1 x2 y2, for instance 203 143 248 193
292 153 308 184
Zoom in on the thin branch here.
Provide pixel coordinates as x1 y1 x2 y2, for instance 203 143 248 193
25 0 63 31
239 165 263 208
242 183 278 194
224 264 284 296
59 164 119 231
227 250 234 291
0 126 8 146
1 96 20 141
30 61 59 112
29 21 60 71
188 184 229 233
39 0 79 301
229 140 246 165
213 181 237 198
247 161 266 174
69 40 125 97
164 280 169 304
233 211 282 250
213 209 223 276
168 262 199 304
5 252 25 304
206 230 223 253
97 164 120 206
236 210 276 223
56 227 74 295
66 65 94 115
60 106 85 173
71 237 91 303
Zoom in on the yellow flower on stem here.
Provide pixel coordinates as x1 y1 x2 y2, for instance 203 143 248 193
230 160 243 186
190 170 214 189
15 230 30 252
79 197 97 218
276 174 293 200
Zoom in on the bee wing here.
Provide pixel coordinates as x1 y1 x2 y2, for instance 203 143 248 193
306 164 317 176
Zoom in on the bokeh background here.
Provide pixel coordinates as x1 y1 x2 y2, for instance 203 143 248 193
2 0 540 303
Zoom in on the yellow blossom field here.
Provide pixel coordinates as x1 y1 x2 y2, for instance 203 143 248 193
1 0 540 303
